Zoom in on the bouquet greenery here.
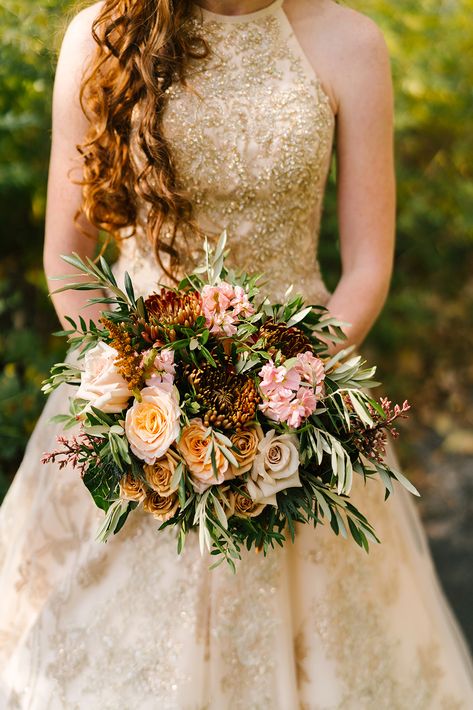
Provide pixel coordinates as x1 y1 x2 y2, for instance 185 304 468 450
42 232 416 570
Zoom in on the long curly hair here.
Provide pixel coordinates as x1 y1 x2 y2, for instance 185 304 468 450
70 0 209 280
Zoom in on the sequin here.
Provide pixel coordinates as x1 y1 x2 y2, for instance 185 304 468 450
118 2 335 305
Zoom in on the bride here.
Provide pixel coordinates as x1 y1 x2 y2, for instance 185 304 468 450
1 0 472 707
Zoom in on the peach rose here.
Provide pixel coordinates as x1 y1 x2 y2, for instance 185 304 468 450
143 449 180 496
143 490 179 521
125 385 181 464
227 424 263 478
247 430 301 506
233 488 266 518
76 341 131 413
119 472 146 502
178 418 228 493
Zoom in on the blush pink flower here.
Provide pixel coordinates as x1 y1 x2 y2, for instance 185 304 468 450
201 283 233 317
144 347 176 390
295 351 326 395
259 361 301 396
258 388 294 422
201 282 255 336
285 387 318 428
259 385 317 429
230 285 254 319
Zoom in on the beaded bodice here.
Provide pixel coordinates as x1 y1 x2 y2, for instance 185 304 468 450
114 0 336 304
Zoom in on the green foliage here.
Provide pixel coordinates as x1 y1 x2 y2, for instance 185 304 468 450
0 0 72 494
1 0 472 501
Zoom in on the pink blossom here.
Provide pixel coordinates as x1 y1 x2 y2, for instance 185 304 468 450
261 386 317 429
209 308 239 337
201 281 255 337
259 361 301 396
231 285 255 318
295 351 326 394
145 347 175 389
258 387 294 422
201 283 234 317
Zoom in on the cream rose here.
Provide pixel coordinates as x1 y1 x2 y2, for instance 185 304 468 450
226 424 263 478
143 490 179 521
75 341 131 413
233 488 266 518
178 418 228 493
125 385 181 464
143 449 180 496
119 472 146 502
247 430 301 506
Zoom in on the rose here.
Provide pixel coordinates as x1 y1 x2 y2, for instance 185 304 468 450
233 488 266 518
125 385 181 464
247 430 301 505
178 418 228 493
143 490 179 521
226 424 263 478
75 341 131 413
143 449 180 496
119 472 146 502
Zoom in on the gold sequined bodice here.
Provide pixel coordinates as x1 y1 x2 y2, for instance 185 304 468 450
116 0 336 304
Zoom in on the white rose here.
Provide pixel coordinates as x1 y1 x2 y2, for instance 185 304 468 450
75 342 131 413
125 385 181 464
247 429 301 506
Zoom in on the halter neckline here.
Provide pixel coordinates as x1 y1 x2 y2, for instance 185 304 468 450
191 0 283 23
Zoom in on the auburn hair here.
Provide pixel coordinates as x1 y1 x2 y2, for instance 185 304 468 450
69 0 209 280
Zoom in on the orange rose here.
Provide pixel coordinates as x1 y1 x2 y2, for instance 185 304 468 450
178 418 228 493
143 449 180 496
233 487 266 518
143 490 179 521
119 472 146 502
227 424 263 477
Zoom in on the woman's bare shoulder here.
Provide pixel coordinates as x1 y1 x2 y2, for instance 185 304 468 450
312 1 389 67
61 0 105 51
306 1 391 113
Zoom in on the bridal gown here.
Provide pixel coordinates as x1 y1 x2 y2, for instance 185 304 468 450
1 0 473 707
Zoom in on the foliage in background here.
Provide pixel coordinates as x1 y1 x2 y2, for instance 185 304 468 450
0 0 472 500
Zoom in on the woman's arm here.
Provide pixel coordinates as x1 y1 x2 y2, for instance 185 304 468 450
321 12 396 356
43 2 105 331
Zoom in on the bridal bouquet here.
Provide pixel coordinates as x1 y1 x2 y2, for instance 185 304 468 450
42 232 416 570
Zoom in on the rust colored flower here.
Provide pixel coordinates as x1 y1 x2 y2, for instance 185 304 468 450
146 289 202 326
257 318 313 359
101 318 143 391
186 357 260 430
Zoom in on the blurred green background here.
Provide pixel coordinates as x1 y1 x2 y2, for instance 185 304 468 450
1 0 472 643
